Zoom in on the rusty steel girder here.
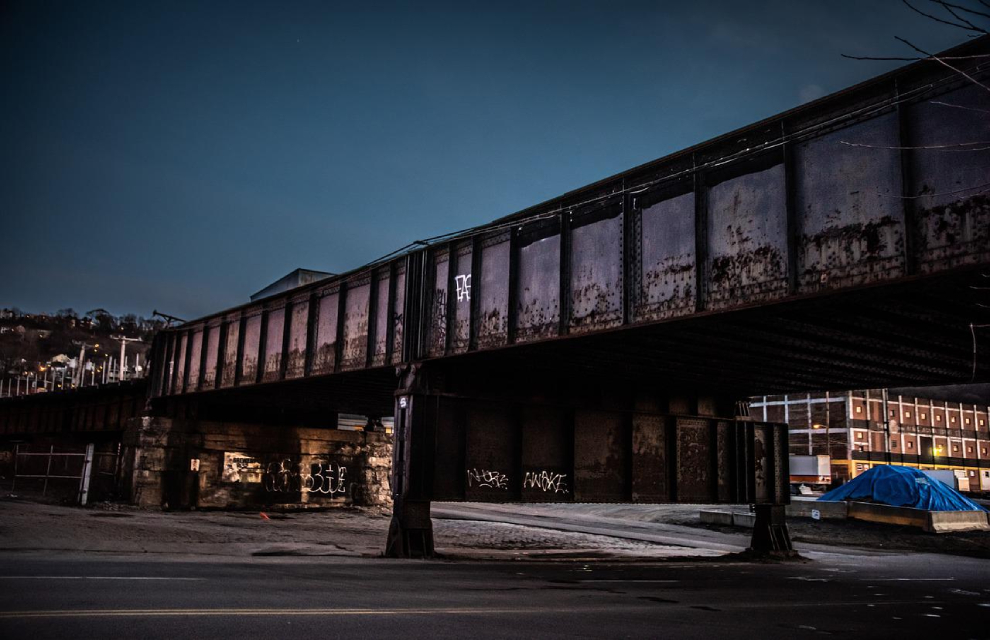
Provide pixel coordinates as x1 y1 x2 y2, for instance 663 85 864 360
393 394 789 507
148 39 990 400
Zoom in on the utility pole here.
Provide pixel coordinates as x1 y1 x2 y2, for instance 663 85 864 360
113 336 143 382
75 343 89 386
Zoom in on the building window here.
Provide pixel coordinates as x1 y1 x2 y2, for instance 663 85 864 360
965 418 971 425
951 416 956 423
953 445 959 452
981 419 985 426
905 411 911 418
856 432 864 440
968 446 973 453
891 441 898 448
855 406 863 414
921 413 927 420
936 415 942 422
907 442 914 449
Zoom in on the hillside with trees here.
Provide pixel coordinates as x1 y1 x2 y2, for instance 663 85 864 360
0 308 165 394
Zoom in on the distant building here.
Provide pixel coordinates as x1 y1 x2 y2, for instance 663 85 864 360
749 391 990 491
250 268 335 302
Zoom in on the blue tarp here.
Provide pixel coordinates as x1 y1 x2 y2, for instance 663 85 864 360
818 465 987 512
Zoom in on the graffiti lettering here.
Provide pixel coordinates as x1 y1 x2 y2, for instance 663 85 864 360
466 468 508 490
455 274 471 302
523 470 569 494
263 459 348 496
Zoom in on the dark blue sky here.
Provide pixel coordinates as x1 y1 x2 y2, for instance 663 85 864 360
0 0 967 319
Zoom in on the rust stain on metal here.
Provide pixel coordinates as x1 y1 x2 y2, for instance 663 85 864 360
916 194 990 272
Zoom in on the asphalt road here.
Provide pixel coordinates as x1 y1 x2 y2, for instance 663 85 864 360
1 550 988 639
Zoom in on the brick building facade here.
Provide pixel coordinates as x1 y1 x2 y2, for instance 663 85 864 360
749 391 990 491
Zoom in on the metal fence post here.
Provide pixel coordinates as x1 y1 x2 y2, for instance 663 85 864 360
78 443 95 506
11 444 18 493
42 445 54 496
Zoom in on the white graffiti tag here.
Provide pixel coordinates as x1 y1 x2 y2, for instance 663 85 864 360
523 470 569 494
466 468 508 490
455 274 471 302
263 459 348 495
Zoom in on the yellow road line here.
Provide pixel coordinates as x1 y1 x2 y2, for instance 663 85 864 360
0 607 595 620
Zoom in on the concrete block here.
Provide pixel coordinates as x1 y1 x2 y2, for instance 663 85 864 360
928 510 990 533
847 501 928 529
787 500 848 520
732 512 756 528
699 510 734 526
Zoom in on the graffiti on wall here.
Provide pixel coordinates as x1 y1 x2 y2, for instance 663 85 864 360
466 468 508 489
464 468 571 494
455 274 472 302
263 459 348 496
523 470 568 494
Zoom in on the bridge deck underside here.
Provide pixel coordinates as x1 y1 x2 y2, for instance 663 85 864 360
159 266 990 423
452 267 990 396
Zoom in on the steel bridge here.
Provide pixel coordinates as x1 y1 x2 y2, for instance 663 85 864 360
5 37 989 556
146 37 989 556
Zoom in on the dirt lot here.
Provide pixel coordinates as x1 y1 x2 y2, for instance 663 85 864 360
781 516 990 558
0 498 700 561
2 497 987 561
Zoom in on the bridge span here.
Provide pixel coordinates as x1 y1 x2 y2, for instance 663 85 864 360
3 37 988 556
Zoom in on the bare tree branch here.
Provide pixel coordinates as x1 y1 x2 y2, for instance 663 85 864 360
927 0 990 33
903 0 985 30
841 52 990 61
931 99 990 114
929 0 990 21
839 140 990 150
896 36 990 94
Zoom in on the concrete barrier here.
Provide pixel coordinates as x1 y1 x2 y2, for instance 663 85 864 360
708 501 989 534
928 509 990 533
847 501 928 529
786 500 848 520
846 502 990 533
732 512 756 528
699 510 734 526
699 510 755 528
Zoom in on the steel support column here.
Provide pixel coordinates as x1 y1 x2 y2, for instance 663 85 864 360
749 504 793 555
385 364 436 558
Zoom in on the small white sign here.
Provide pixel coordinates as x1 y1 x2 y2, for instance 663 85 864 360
190 458 200 472
399 397 408 409
811 509 821 521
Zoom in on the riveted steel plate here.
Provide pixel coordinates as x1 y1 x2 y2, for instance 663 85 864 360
707 164 788 309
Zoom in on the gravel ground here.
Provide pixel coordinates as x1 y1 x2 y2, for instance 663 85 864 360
0 498 715 561
3 496 986 561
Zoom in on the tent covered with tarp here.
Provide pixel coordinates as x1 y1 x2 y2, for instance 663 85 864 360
818 465 986 512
